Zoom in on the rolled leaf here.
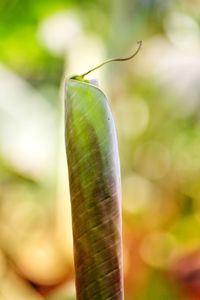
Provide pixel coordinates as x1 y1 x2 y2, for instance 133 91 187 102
65 78 124 300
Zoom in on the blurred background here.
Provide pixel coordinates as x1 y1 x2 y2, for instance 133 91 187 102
0 0 200 299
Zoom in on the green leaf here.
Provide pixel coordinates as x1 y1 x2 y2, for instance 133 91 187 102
65 79 123 299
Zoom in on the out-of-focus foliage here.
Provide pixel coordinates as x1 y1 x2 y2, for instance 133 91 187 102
0 0 200 299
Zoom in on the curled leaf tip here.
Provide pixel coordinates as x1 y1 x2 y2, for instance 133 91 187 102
78 40 143 79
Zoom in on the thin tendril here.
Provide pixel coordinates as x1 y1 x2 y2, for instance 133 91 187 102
79 40 142 79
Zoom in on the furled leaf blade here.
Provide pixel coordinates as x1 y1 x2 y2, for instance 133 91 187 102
65 79 123 300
